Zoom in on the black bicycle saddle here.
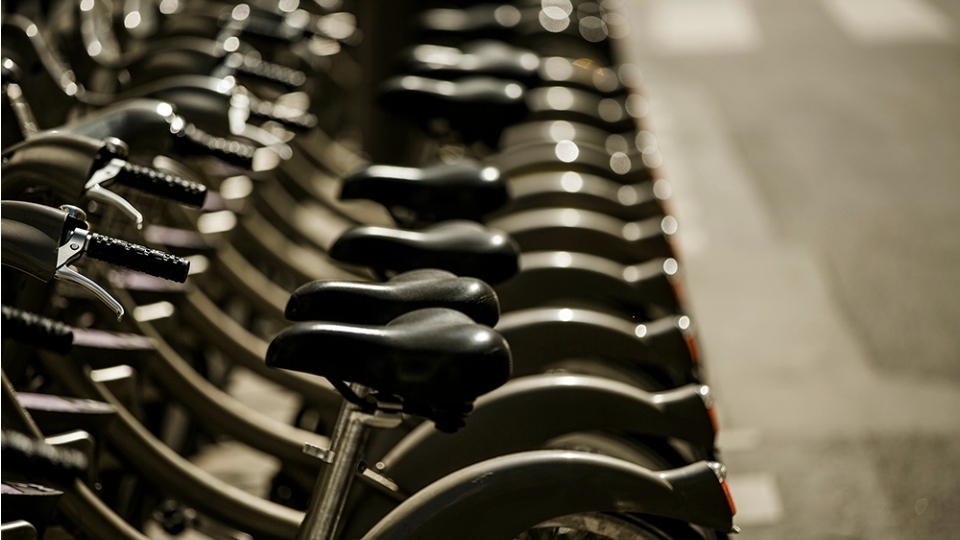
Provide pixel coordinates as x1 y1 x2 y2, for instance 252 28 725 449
329 221 520 284
266 308 512 431
340 162 508 224
285 269 500 326
379 75 528 146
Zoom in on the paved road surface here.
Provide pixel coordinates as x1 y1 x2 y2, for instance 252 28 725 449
621 0 960 538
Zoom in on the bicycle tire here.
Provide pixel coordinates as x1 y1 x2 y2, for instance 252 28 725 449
515 512 684 540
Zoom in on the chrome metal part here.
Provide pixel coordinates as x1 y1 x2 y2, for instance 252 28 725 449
707 461 728 482
303 442 335 464
101 137 129 158
698 385 715 408
58 204 88 222
84 158 144 228
358 464 406 501
55 266 125 321
85 184 144 229
56 228 90 268
360 399 403 428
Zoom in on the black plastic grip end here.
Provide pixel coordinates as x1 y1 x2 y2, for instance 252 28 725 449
86 233 190 283
1 306 73 354
2 430 88 484
172 123 256 169
113 161 208 208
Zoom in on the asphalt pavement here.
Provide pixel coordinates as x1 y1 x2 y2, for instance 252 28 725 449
621 0 960 537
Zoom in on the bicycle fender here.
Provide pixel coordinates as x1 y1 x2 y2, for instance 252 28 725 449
121 75 233 133
495 307 695 385
381 374 716 493
61 99 177 143
1 133 101 202
496 252 679 315
487 208 671 265
1 202 68 281
490 139 650 183
362 451 735 540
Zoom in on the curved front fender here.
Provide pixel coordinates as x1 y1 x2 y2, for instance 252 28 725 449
62 99 176 142
382 374 716 493
496 307 695 385
486 208 671 265
362 452 735 540
497 252 680 315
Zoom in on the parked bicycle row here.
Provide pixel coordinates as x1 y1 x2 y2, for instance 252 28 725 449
1 1 738 539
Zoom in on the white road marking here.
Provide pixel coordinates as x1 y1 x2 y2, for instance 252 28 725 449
642 85 776 259
639 0 763 55
821 0 955 44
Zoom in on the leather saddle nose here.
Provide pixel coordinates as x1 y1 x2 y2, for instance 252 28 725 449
266 308 512 430
329 221 520 284
340 162 508 224
379 75 528 146
285 269 501 326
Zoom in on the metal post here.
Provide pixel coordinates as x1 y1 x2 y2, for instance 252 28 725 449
296 383 373 540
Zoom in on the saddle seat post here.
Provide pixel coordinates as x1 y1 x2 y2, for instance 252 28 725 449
296 382 402 540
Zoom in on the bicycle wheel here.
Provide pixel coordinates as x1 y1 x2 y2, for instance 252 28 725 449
515 512 688 540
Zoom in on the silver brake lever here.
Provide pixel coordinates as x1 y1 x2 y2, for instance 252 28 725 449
53 217 125 321
84 159 145 229
55 267 125 322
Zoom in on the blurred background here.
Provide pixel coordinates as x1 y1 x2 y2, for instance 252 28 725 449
616 0 960 538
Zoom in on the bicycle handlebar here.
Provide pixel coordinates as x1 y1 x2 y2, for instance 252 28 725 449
225 52 307 88
1 306 73 355
108 160 208 208
1 201 190 284
85 233 190 283
1 430 88 485
171 122 257 169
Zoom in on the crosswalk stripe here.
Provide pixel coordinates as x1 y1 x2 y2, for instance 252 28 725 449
640 0 763 56
820 0 955 44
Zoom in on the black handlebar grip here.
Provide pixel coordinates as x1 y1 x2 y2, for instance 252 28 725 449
112 161 208 208
85 233 190 283
226 53 307 88
2 430 88 484
172 123 256 169
1 306 73 355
